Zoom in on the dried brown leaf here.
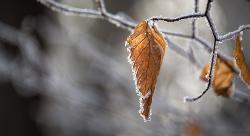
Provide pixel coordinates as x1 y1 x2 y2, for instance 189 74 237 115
126 21 167 121
233 33 250 88
184 119 202 136
200 59 234 97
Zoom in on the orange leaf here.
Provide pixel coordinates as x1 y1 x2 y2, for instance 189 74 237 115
126 21 167 121
233 33 250 88
200 59 234 97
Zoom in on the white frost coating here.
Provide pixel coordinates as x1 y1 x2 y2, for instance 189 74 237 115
107 17 121 28
183 96 191 103
219 25 250 41
126 43 153 98
148 20 154 27
125 37 153 122
126 41 143 97
124 41 129 48
183 96 193 103
106 14 134 31
239 31 243 41
139 97 152 122
142 90 152 99
209 45 218 82
205 73 209 81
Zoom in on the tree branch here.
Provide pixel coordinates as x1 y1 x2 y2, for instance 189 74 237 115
37 0 102 18
36 0 250 102
218 25 250 41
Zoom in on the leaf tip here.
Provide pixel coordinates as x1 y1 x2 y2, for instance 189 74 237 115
139 105 152 122
139 94 153 122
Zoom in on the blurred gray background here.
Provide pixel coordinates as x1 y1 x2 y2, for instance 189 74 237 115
0 0 250 136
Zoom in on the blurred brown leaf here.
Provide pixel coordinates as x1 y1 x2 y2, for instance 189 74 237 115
233 33 250 88
184 119 202 136
126 21 167 121
200 59 234 97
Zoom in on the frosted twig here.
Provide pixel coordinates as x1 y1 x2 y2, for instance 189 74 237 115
37 0 102 18
37 0 250 42
37 0 250 101
184 40 218 102
205 0 213 15
206 12 219 40
184 0 218 101
150 13 205 22
192 0 199 37
218 25 250 41
36 0 230 64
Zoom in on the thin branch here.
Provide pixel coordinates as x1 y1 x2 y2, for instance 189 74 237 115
194 0 199 13
94 0 107 15
205 0 213 14
184 40 218 102
150 13 205 22
192 0 199 37
206 12 219 40
37 0 102 18
203 0 250 41
218 25 250 41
